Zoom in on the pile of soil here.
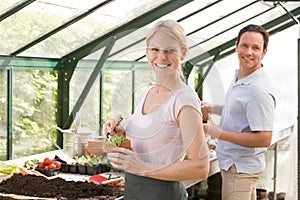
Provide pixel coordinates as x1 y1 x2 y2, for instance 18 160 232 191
0 174 123 200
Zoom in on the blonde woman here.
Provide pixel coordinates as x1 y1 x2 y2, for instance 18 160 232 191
104 20 209 200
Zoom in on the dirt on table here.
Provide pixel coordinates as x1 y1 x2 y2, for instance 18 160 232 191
0 174 123 200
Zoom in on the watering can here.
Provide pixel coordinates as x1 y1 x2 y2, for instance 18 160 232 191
48 126 95 158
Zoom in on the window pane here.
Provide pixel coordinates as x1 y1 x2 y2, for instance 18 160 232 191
69 65 100 133
20 0 168 58
12 70 58 158
0 0 92 55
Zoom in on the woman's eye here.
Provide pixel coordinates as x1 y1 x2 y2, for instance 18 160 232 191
149 48 159 52
164 49 176 54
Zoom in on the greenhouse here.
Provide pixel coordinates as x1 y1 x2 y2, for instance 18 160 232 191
0 0 299 199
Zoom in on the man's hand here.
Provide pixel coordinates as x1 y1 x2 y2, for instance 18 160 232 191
201 102 223 116
203 115 222 139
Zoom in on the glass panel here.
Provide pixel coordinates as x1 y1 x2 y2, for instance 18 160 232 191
109 41 146 61
12 70 58 159
20 0 168 58
0 0 24 14
179 0 256 34
0 69 7 160
103 70 133 123
69 60 154 135
85 26 149 61
0 0 101 55
185 1 270 52
188 1 300 58
101 69 155 130
69 63 100 133
101 0 300 63
99 0 219 62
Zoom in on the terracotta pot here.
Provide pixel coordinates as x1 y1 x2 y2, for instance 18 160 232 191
103 139 131 153
119 140 131 149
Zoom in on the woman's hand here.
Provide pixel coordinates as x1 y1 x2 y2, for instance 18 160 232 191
107 147 147 174
103 118 125 137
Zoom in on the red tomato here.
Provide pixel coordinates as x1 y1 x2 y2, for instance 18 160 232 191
48 163 57 170
54 161 61 169
44 165 49 170
44 157 52 166
38 162 45 168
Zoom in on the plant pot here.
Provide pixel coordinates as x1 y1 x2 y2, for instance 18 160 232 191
60 163 69 173
120 140 131 149
98 163 111 173
87 165 98 175
36 168 60 177
77 164 87 175
68 164 78 174
103 139 131 153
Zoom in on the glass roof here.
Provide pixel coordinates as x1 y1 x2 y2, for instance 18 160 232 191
0 0 299 65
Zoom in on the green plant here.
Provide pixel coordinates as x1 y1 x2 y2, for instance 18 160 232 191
104 135 129 147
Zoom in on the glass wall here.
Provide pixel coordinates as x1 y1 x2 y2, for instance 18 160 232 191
69 61 155 137
0 68 58 159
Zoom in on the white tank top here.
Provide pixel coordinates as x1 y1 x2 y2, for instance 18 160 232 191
126 86 201 164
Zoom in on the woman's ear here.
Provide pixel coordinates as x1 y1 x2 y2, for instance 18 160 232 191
181 47 188 61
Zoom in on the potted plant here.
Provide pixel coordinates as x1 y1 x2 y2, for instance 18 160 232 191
74 156 88 175
86 155 100 175
68 160 78 174
103 135 131 153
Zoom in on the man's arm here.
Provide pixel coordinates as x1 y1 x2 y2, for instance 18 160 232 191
218 130 272 148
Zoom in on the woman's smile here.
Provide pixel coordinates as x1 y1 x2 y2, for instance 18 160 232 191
155 63 171 69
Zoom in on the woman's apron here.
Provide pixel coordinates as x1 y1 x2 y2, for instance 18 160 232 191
124 173 188 200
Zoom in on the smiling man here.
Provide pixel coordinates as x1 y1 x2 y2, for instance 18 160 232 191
202 24 276 200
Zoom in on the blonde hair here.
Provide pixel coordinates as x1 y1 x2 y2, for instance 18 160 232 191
146 20 188 81
146 20 188 51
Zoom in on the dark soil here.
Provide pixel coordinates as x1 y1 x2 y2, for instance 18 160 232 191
0 174 123 200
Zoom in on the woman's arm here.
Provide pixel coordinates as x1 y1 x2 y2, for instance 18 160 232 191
141 106 210 181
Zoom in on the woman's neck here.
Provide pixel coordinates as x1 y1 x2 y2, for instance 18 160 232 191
154 78 185 93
